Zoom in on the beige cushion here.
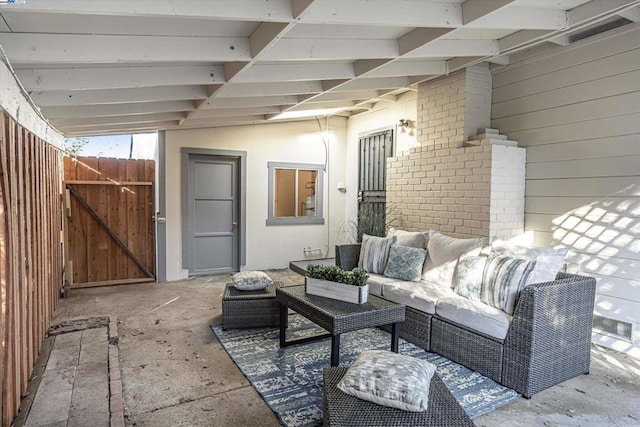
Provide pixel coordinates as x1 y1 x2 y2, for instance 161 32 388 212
491 241 568 285
422 231 484 287
436 296 512 340
366 273 398 296
382 281 456 314
387 228 429 249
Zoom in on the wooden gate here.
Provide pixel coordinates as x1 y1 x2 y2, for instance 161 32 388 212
63 156 155 288
357 129 395 240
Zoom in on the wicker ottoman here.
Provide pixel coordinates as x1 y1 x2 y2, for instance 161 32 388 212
222 282 282 329
323 367 474 427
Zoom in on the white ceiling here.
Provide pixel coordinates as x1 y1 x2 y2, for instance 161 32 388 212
0 0 638 137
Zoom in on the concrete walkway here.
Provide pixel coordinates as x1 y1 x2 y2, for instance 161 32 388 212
18 269 640 426
21 316 124 427
26 328 109 427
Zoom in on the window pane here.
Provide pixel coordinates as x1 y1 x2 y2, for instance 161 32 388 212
298 170 317 217
267 161 324 226
274 168 296 217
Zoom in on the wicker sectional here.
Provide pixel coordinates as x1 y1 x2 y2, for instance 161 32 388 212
336 243 597 398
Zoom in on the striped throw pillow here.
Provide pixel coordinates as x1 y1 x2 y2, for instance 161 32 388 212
481 255 536 315
358 234 397 274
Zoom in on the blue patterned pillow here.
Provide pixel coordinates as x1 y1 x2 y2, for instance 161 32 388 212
337 350 436 412
384 244 427 282
481 255 536 315
358 234 397 274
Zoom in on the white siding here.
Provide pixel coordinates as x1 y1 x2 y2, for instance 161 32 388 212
491 24 640 356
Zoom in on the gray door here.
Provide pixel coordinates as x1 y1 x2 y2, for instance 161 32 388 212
357 129 394 240
186 155 239 275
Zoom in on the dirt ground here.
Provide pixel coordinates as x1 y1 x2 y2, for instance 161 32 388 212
30 270 640 426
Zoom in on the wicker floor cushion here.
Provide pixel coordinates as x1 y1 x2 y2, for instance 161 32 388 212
323 366 474 427
222 282 282 329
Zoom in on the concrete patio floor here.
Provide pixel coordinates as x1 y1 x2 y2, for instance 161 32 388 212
18 270 640 426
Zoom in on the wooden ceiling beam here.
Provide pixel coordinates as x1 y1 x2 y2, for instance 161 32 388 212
30 86 209 107
0 0 294 22
42 101 197 119
53 112 186 128
216 81 323 98
1 33 251 64
17 65 226 91
199 95 300 109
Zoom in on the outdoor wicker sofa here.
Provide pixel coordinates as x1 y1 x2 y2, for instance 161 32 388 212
335 242 597 398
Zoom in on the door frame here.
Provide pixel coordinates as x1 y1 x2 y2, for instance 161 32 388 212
180 148 247 274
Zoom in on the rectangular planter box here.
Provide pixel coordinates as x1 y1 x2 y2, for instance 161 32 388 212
305 277 368 304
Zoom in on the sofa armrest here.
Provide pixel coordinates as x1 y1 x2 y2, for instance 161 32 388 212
503 273 596 397
335 244 361 271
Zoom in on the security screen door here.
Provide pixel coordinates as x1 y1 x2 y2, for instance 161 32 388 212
358 128 394 240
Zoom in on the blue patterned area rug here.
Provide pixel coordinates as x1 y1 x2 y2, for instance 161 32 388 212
211 314 519 426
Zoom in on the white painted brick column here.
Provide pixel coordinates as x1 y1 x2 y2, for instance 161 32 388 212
489 145 526 240
387 63 526 240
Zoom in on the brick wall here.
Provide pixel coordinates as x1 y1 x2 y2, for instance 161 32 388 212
386 64 524 240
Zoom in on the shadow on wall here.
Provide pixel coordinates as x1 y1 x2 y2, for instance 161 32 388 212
549 183 640 355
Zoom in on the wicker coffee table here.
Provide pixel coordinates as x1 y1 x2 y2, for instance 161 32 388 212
275 285 405 366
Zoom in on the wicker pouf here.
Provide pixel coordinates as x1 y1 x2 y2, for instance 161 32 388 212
222 282 282 329
323 367 474 427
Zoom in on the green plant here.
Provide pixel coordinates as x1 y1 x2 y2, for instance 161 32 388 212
306 264 369 287
336 200 404 243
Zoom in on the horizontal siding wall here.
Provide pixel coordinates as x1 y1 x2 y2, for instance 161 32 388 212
491 24 640 356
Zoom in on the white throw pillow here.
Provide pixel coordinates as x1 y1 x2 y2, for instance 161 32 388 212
491 241 568 285
387 228 429 249
337 350 436 412
422 231 484 287
454 255 487 301
232 271 272 291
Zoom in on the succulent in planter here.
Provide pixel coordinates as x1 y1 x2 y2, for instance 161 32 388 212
306 264 369 287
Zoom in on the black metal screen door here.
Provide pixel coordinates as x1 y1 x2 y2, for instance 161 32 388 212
357 128 394 239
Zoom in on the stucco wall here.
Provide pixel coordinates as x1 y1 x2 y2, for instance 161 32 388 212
164 118 347 280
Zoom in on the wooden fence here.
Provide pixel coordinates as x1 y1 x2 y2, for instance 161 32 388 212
0 112 63 425
63 156 155 287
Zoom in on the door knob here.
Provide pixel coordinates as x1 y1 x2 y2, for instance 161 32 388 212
232 221 238 226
